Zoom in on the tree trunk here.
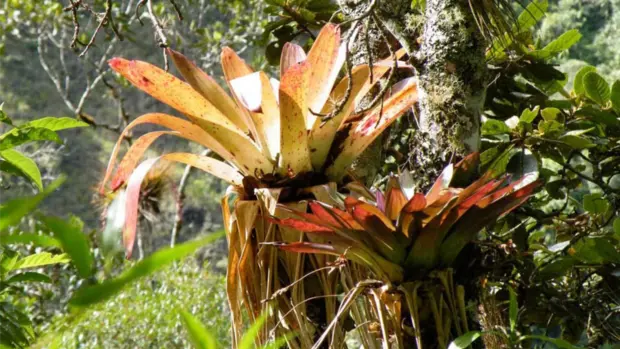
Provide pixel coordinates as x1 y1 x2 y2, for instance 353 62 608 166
409 0 487 189
354 0 488 190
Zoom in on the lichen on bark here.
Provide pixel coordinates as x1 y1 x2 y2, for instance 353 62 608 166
408 0 488 190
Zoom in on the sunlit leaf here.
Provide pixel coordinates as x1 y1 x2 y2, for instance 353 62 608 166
509 286 517 333
0 149 42 190
0 233 61 248
0 176 65 232
70 232 224 307
179 309 218 349
5 272 52 284
448 331 482 349
611 80 620 113
573 65 596 96
39 216 93 278
583 71 611 105
12 252 70 270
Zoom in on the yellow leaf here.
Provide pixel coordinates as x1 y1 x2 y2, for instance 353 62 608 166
280 42 307 77
279 60 313 175
168 48 249 134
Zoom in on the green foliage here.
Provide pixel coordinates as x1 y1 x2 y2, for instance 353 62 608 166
70 232 224 307
42 259 230 349
0 109 87 191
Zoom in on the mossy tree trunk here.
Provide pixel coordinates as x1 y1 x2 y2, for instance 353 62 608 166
343 0 488 190
408 0 487 189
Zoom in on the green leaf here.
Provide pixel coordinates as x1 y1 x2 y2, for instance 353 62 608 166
611 80 620 113
541 107 561 121
509 286 517 333
614 217 620 236
519 335 580 349
40 216 93 278
69 231 224 307
559 135 595 149
486 145 517 177
537 257 576 279
239 312 267 349
516 1 548 32
25 117 89 131
573 65 597 96
0 149 42 190
538 120 564 136
448 331 482 349
12 252 70 270
0 176 65 232
519 106 539 124
572 237 620 264
0 105 12 126
179 310 218 349
583 193 610 214
530 29 581 59
0 233 61 248
5 272 52 284
480 147 499 166
0 127 61 151
583 71 611 105
482 119 511 135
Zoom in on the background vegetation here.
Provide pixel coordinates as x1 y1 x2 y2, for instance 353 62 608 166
1 0 619 348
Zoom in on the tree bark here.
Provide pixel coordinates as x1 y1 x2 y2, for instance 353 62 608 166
341 0 488 190
408 0 487 189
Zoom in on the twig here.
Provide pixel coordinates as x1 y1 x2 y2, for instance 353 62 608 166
146 0 170 70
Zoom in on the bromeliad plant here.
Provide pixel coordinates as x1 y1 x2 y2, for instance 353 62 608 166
270 153 540 348
100 24 417 347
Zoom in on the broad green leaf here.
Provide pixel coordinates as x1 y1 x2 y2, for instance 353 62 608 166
482 119 511 135
614 217 620 236
40 216 93 278
574 106 619 126
541 107 561 121
448 331 482 349
486 145 517 177
480 147 499 165
516 0 548 32
239 312 267 349
5 272 52 284
0 127 61 151
0 233 61 248
0 149 42 190
537 257 576 279
583 193 610 214
520 335 580 349
519 106 539 123
69 231 224 307
509 286 517 333
24 117 89 131
583 71 611 105
12 252 70 270
179 310 218 349
538 120 563 136
611 80 620 113
530 29 581 59
559 135 594 149
573 65 597 96
572 237 620 264
0 176 65 232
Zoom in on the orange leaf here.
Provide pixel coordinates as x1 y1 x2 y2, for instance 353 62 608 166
100 113 234 193
168 49 249 134
305 24 344 129
326 77 418 181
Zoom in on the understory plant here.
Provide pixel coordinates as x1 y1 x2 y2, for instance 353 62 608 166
101 24 417 347
270 152 540 348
